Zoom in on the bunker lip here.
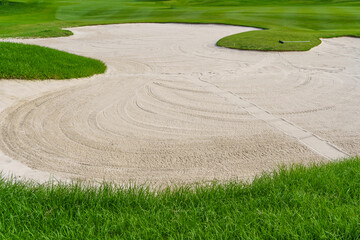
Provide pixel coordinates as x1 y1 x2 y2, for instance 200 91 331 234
0 24 359 185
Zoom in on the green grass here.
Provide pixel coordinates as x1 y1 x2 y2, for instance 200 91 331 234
0 157 359 239
0 42 106 79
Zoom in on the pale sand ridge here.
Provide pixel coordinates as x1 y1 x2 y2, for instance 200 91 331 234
0 24 359 184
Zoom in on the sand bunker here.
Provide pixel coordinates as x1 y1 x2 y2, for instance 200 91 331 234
0 24 359 184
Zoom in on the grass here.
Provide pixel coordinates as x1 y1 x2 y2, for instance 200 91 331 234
0 157 359 239
0 42 106 79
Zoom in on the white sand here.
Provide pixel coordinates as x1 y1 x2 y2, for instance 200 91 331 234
0 24 359 185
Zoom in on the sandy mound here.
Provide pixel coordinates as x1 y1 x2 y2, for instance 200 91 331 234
0 24 359 185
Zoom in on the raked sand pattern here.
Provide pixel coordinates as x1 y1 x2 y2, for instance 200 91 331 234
0 24 359 184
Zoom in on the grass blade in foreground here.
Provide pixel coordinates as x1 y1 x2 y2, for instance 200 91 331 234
0 157 359 239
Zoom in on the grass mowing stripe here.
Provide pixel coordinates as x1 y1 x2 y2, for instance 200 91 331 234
176 8 204 21
327 7 360 29
126 7 155 21
293 7 319 30
0 157 359 238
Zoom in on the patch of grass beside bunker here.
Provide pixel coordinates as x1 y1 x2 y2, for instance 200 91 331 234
0 42 106 80
1 157 359 239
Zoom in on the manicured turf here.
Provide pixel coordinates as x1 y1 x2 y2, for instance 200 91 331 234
0 158 359 239
0 42 106 79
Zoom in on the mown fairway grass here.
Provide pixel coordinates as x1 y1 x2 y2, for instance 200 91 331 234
0 42 106 79
0 157 359 239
